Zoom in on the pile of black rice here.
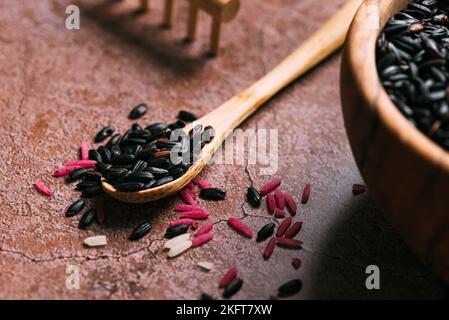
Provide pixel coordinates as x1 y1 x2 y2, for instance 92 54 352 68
377 0 449 150
68 105 215 199
85 105 215 193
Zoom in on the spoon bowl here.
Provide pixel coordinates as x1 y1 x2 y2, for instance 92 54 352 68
101 122 216 203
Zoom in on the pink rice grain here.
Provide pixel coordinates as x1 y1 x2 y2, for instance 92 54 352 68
274 208 286 219
192 232 213 247
187 187 197 201
34 182 54 197
195 222 214 237
227 217 253 239
65 160 97 168
276 217 292 237
274 189 285 209
259 178 282 196
184 183 197 200
80 142 89 160
196 179 210 189
284 193 297 215
186 182 196 192
52 166 82 177
174 204 201 212
180 210 209 219
219 266 238 288
352 184 367 195
276 237 303 249
266 194 276 214
169 218 195 227
263 238 276 260
292 258 302 269
178 188 196 205
284 221 303 238
301 183 311 204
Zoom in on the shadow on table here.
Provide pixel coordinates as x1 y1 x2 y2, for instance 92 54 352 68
305 194 445 299
78 0 207 78
98 193 176 234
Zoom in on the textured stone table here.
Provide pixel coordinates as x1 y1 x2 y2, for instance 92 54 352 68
0 0 445 299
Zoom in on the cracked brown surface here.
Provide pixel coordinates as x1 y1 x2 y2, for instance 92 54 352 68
0 0 446 299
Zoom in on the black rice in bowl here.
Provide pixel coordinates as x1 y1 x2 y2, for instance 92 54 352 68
377 0 449 150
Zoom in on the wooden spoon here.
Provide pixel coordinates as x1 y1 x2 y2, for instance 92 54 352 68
102 0 364 203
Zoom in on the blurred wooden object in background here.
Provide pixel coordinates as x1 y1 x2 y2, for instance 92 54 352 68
186 0 240 55
136 0 240 55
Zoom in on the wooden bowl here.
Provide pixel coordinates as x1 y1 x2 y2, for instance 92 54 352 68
341 0 449 284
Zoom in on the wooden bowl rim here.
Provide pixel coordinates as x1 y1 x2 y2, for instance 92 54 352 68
346 0 449 170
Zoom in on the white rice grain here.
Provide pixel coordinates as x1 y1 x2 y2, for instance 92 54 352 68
84 235 107 247
168 240 192 258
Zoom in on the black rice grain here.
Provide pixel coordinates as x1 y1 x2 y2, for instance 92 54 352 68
143 180 157 189
131 123 143 131
131 160 147 173
168 166 184 178
66 198 86 217
278 279 303 297
95 161 108 173
146 122 168 135
165 224 189 239
200 293 214 300
247 186 261 208
168 120 186 130
124 145 143 155
103 167 128 181
110 154 135 165
94 126 115 143
129 103 148 119
122 138 147 146
76 180 99 191
97 146 112 163
84 172 101 183
79 208 97 229
88 149 102 162
200 188 226 201
129 222 152 241
66 168 90 183
124 172 155 183
106 134 122 148
147 158 170 169
178 110 198 122
136 149 155 161
109 145 122 158
256 222 276 242
223 278 243 299
81 186 103 198
116 182 145 192
153 176 174 187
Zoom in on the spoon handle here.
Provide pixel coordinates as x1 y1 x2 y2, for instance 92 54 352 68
196 0 363 138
